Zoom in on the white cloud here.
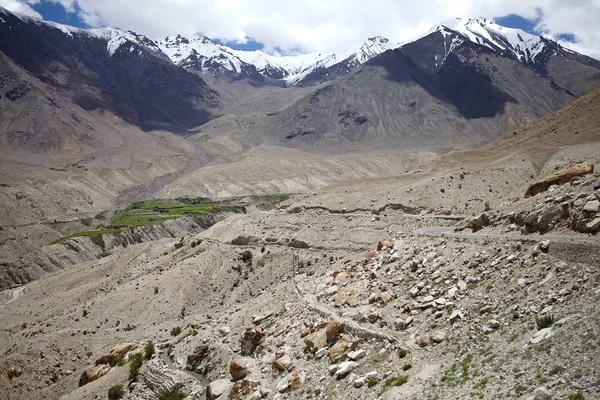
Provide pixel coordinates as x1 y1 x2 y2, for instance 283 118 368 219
0 0 42 17
8 0 600 57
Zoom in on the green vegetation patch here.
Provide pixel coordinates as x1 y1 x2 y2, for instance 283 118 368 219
50 197 245 245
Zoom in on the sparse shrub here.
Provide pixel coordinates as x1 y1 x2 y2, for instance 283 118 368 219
329 255 334 262
144 342 155 360
82 309 88 317
515 384 528 395
154 286 159 294
157 388 187 400
171 326 182 336
261 246 266 253
384 375 409 387
129 352 144 380
398 348 409 358
107 384 124 400
173 239 185 250
536 314 555 330
402 363 413 371
241 250 253 264
367 377 379 387
548 365 565 376
568 392 585 400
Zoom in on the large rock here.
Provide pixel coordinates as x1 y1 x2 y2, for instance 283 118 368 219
230 358 254 381
329 338 351 362
334 361 358 378
79 341 140 386
78 364 111 387
187 344 211 371
240 325 264 356
207 378 234 400
95 342 139 366
325 321 343 344
525 163 594 197
468 213 490 232
133 359 204 399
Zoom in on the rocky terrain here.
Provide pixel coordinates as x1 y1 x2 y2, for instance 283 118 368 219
0 6 600 400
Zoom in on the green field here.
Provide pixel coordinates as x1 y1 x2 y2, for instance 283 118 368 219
50 197 245 245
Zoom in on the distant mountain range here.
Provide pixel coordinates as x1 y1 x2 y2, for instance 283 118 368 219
156 35 400 86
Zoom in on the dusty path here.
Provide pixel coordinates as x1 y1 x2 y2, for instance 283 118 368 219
417 226 600 243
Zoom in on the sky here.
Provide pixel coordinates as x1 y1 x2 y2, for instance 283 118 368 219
1 0 599 58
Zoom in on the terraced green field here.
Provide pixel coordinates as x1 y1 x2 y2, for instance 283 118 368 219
50 197 246 245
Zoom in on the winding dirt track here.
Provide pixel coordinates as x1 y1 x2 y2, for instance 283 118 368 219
417 226 600 244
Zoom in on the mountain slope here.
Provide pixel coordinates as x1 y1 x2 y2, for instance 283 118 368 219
255 18 600 153
156 34 399 86
0 7 219 132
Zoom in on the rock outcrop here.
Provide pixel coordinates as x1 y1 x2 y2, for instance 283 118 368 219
525 163 594 197
79 342 140 386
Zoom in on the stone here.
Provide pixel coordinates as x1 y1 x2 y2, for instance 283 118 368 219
95 342 139 366
187 344 210 371
240 325 264 356
354 377 367 388
230 358 254 381
449 310 464 322
416 334 429 347
252 312 273 325
584 200 600 212
394 317 413 331
586 218 600 233
273 355 293 372
539 240 550 253
334 361 358 378
289 371 306 390
207 379 234 400
6 366 22 379
276 377 289 393
218 326 231 337
431 331 446 344
79 364 111 387
488 320 501 330
377 240 391 251
468 213 490 232
530 328 554 344
329 338 351 362
525 163 594 197
325 321 343 343
347 349 367 361
315 348 327 359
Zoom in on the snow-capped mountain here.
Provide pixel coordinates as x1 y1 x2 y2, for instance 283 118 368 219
0 6 218 131
156 35 400 85
421 17 570 70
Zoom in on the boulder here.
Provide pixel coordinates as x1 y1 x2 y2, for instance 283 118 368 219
431 331 446 344
329 338 351 362
240 326 264 356
230 358 254 381
584 200 600 212
272 355 293 372
334 361 358 378
187 344 210 371
79 364 111 387
325 321 343 344
6 366 22 379
95 341 139 366
376 239 391 251
525 163 594 197
468 213 490 232
207 379 234 400
289 371 306 390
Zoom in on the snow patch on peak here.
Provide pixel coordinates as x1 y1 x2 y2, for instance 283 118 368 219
430 17 547 63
